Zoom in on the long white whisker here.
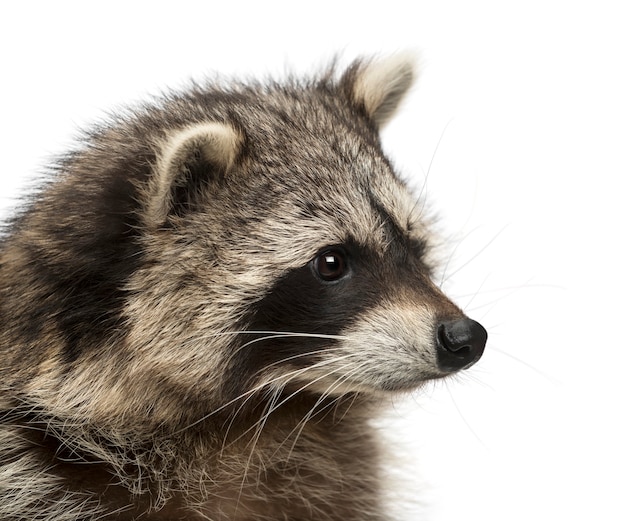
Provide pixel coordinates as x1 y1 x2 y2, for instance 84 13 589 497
440 224 509 286
172 345 350 435
252 346 346 373
225 353 362 449
334 388 362 424
235 333 345 353
183 330 348 347
444 380 487 448
438 225 482 288
176 331 348 362
280 360 371 462
411 120 454 220
489 345 560 384
237 385 283 501
215 330 348 339
219 347 355 453
427 119 453 180
461 272 491 311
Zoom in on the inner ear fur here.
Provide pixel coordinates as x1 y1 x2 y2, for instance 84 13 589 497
342 53 417 127
147 122 242 225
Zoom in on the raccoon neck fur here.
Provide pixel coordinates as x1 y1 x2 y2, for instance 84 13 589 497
4 389 384 520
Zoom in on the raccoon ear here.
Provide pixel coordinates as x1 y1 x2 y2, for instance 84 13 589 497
148 122 242 224
343 53 416 127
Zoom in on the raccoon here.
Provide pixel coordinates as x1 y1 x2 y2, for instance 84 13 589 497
0 55 487 520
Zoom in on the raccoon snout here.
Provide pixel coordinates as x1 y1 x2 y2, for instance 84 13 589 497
435 318 487 372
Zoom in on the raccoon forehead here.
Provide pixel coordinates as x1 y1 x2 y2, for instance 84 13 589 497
361 183 432 254
236 174 429 264
368 173 427 231
262 139 426 240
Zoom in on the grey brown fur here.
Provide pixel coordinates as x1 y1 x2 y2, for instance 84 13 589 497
0 55 486 520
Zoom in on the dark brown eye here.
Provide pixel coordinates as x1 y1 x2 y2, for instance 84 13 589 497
314 250 348 281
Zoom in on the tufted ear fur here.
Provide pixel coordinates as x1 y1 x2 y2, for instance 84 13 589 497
147 122 242 225
343 53 416 127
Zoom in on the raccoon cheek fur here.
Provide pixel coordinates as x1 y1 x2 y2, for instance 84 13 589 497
0 53 487 520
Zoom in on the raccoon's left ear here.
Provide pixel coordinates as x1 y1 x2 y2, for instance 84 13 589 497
147 122 242 225
342 53 416 127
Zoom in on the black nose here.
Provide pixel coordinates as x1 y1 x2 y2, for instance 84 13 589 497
436 318 487 372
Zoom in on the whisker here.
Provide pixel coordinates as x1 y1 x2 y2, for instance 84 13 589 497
225 353 362 449
411 119 454 220
334 387 362 424
440 224 509 286
488 345 560 384
189 330 348 342
281 360 371 461
427 119 454 180
444 380 487 448
235 333 346 354
438 225 482 288
232 361 359 497
236 385 283 502
461 272 491 311
178 330 349 364
220 348 357 451
454 282 565 299
172 348 351 435
252 346 347 373
463 280 564 315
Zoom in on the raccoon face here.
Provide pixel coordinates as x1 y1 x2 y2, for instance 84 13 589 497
132 55 486 403
269 256 487 394
243 182 487 396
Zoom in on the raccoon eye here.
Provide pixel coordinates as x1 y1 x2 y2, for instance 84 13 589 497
314 249 348 282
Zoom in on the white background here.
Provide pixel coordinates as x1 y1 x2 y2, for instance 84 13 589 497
1 2 624 520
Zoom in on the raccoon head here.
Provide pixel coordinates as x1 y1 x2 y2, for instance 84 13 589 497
129 54 486 410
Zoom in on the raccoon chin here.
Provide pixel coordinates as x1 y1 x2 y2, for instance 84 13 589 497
279 369 442 398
